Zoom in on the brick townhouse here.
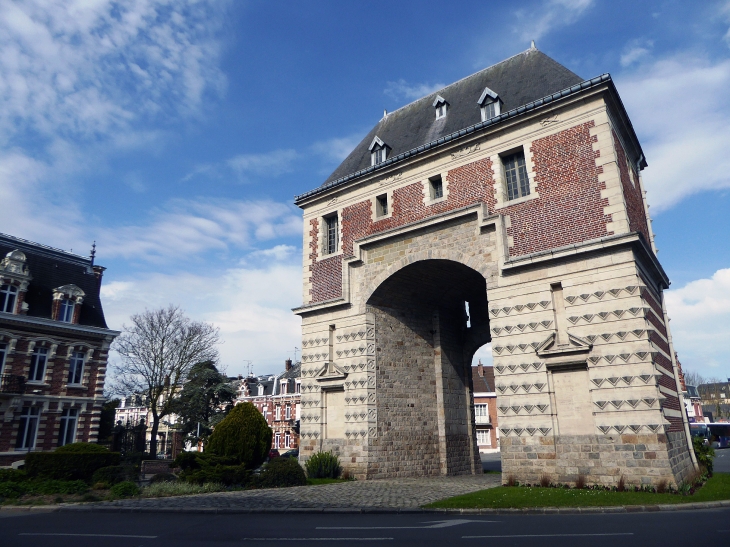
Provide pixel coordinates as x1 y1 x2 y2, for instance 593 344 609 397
471 361 498 452
236 359 301 451
0 233 118 466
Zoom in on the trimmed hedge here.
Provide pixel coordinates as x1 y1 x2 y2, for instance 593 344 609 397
174 451 249 486
206 403 271 469
26 449 120 482
55 442 109 454
92 465 134 486
256 457 307 488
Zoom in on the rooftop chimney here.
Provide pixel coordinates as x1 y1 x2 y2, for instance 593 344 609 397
477 359 484 377
285 359 292 371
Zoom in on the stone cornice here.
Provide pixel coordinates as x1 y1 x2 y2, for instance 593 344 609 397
0 312 119 340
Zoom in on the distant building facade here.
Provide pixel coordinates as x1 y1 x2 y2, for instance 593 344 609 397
471 362 498 452
0 234 118 466
236 359 301 451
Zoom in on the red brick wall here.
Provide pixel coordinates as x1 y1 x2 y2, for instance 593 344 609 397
502 121 610 256
308 218 344 302
613 132 650 241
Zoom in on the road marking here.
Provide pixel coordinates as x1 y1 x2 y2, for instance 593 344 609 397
242 538 393 541
463 533 634 539
19 533 158 538
318 519 497 530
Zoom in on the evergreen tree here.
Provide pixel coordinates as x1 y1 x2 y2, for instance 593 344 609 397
171 360 236 445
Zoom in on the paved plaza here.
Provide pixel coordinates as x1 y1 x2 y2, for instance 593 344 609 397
81 474 501 511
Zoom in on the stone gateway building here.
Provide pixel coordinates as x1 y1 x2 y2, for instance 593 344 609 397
293 46 696 487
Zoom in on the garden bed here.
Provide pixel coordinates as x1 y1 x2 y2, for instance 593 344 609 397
425 472 730 509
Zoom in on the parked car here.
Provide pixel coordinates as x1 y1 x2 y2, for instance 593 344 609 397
268 449 280 460
280 449 299 459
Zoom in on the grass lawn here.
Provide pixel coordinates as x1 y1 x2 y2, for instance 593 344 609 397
425 472 730 509
306 478 351 486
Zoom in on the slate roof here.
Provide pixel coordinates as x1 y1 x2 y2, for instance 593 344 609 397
472 364 495 393
321 47 583 188
0 233 108 328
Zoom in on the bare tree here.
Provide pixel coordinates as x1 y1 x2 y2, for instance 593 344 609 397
683 369 724 388
112 306 220 457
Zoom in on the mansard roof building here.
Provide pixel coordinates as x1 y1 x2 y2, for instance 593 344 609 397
293 46 695 488
0 233 119 466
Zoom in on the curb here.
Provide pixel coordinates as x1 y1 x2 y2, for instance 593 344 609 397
2 499 729 515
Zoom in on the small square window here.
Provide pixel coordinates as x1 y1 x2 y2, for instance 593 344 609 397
481 101 499 121
435 104 447 119
502 150 530 201
429 175 443 201
376 194 388 217
324 214 339 254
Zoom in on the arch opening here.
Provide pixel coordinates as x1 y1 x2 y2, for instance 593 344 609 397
366 259 491 477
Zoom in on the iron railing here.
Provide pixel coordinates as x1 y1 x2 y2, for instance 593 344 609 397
0 374 26 394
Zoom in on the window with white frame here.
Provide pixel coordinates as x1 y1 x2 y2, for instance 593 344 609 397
68 351 85 385
280 379 288 394
258 384 265 396
376 194 388 217
58 298 75 323
274 432 281 449
0 284 18 314
29 346 48 382
0 341 6 374
428 175 444 200
478 86 502 122
481 101 499 121
476 429 490 446
275 405 281 421
372 147 386 165
16 406 40 449
262 406 268 421
285 432 291 448
295 381 300 394
503 150 530 201
433 95 448 119
324 213 338 255
58 408 79 447
285 404 291 420
475 404 490 424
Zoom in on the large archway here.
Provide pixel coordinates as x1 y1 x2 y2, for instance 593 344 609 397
366 259 491 477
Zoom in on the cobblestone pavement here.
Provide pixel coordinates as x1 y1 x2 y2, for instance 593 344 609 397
83 474 500 510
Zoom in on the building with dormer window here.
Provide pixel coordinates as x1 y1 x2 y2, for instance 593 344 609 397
0 233 119 466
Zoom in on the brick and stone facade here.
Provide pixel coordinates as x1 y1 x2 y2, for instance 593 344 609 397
293 47 696 487
472 363 498 452
0 234 118 466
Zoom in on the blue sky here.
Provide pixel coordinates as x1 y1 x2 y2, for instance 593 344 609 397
1 0 729 381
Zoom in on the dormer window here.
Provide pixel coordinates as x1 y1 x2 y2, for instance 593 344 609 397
478 86 502 121
52 284 85 324
369 136 389 166
258 384 265 396
433 95 448 119
0 284 18 314
59 299 75 323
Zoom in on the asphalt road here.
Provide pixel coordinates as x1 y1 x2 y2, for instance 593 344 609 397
481 448 730 473
1 508 728 546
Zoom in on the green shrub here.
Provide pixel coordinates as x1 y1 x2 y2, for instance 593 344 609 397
256 457 307 488
206 403 272 469
25 480 89 495
173 451 250 486
149 473 177 484
121 452 152 472
0 469 26 483
142 481 225 498
693 437 715 475
25 451 120 482
0 482 25 499
305 451 341 479
110 481 139 498
54 443 109 454
92 466 132 487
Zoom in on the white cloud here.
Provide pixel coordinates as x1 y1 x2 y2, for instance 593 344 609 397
665 268 730 379
99 198 302 262
310 134 363 164
0 0 226 143
513 0 594 43
620 39 654 67
384 79 446 102
618 55 730 211
247 245 297 262
227 149 299 179
472 343 493 367
102 260 302 377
